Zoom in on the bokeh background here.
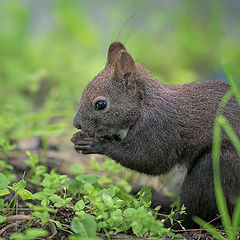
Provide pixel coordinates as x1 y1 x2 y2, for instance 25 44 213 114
0 0 240 148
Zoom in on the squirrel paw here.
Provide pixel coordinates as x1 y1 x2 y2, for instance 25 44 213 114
71 131 110 154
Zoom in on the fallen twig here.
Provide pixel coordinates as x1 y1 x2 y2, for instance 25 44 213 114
0 214 57 239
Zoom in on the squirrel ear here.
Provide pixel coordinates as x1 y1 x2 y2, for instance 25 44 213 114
113 50 136 82
107 42 126 65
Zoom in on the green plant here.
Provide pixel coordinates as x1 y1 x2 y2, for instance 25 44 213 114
69 214 97 240
68 174 182 239
27 203 55 225
0 173 10 223
7 179 33 215
24 151 47 184
10 228 48 240
0 145 184 239
0 175 34 216
32 169 70 213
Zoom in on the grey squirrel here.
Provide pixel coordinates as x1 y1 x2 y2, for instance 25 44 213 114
71 42 240 228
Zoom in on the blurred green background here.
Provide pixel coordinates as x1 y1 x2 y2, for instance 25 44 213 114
0 0 240 143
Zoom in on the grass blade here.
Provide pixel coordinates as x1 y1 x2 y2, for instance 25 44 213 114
222 61 240 106
217 116 240 156
212 119 233 238
217 90 233 115
194 216 225 240
232 197 240 239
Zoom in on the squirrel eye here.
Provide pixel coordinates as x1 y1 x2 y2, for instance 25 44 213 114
95 100 107 110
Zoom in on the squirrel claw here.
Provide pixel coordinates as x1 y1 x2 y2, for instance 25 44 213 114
73 136 107 155
71 131 89 144
74 143 103 155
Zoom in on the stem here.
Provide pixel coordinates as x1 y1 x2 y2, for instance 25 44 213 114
103 227 111 240
10 193 18 215
213 118 232 239
6 193 18 215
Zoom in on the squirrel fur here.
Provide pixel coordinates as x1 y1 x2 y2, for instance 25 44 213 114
71 42 240 227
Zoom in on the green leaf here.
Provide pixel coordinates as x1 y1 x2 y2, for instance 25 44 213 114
100 187 115 198
90 157 103 171
25 228 48 238
9 233 25 240
43 188 56 195
76 174 99 184
33 211 50 224
54 197 72 208
68 179 84 195
50 219 62 229
41 175 51 188
124 208 136 218
115 188 133 202
0 199 4 209
0 173 10 189
100 177 112 184
26 151 39 163
74 200 85 211
18 189 34 200
30 175 42 185
102 193 113 208
49 194 63 202
137 185 152 206
71 215 97 239
33 192 46 200
84 182 95 194
0 215 6 223
71 217 86 236
0 188 10 196
132 222 143 236
12 179 26 191
109 209 123 227
11 228 48 240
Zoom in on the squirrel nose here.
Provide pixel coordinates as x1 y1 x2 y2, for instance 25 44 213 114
73 115 82 130
74 122 81 130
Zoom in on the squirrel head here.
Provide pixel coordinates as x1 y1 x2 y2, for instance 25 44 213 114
73 42 143 138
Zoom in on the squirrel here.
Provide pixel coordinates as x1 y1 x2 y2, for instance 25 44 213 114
71 42 240 228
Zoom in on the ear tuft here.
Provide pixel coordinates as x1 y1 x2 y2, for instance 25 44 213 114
107 42 126 65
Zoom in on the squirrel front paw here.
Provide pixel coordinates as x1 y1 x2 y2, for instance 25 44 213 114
71 131 111 154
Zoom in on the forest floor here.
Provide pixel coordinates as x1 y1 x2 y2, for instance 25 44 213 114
0 136 230 240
